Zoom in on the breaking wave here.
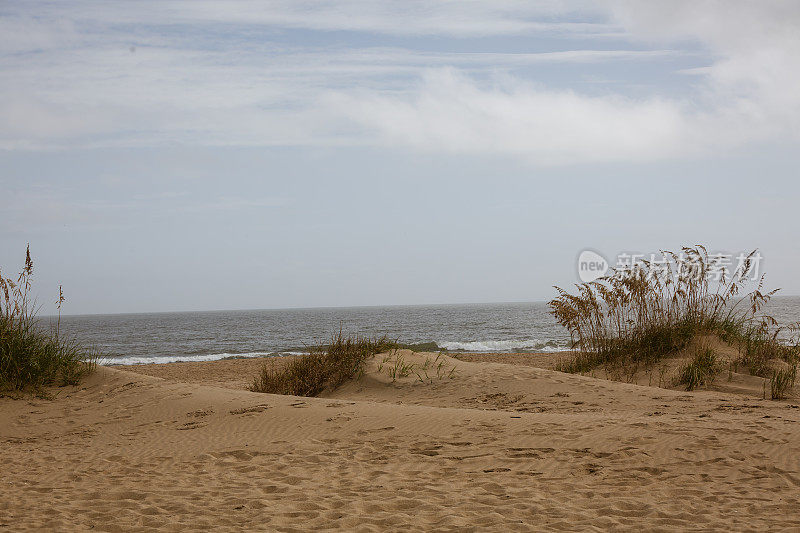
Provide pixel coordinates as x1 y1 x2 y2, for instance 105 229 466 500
437 339 568 352
101 351 307 366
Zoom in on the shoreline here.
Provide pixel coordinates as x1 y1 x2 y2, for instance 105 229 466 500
102 348 571 367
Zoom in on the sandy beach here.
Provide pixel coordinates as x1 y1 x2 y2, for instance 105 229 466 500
2 351 800 531
5 0 800 530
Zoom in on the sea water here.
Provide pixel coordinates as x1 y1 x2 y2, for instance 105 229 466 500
49 298 800 365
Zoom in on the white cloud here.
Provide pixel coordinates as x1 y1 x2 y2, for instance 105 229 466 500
0 41 686 150
607 0 800 141
333 1 800 162
0 1 798 162
328 69 690 164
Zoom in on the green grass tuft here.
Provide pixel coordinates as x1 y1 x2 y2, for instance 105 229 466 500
770 364 797 400
676 345 719 391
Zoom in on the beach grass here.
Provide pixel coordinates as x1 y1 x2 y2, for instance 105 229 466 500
676 344 719 391
1 246 96 394
770 365 798 400
377 350 457 383
550 245 799 396
250 333 396 396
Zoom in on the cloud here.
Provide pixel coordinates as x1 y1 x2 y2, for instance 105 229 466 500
0 1 798 163
332 1 800 162
327 68 689 164
607 0 800 142
0 40 686 151
5 1 615 39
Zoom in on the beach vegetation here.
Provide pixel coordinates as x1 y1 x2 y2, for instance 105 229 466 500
676 344 719 391
379 351 457 383
770 364 798 400
550 245 799 397
250 333 396 396
0 246 96 394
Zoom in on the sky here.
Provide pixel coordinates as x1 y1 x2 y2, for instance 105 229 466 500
2 1 799 315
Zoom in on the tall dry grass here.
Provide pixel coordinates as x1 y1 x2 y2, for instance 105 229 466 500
549 245 798 382
0 246 96 393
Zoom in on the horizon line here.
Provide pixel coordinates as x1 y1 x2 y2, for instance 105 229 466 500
45 292 800 319
46 299 556 319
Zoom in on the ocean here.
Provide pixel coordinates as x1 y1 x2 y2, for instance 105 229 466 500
50 298 800 365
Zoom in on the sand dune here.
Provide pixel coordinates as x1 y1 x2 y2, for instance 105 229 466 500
3 351 800 531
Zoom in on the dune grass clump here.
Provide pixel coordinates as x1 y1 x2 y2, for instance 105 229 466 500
770 366 797 400
0 246 96 394
550 245 797 386
377 351 457 383
677 345 719 391
250 333 396 396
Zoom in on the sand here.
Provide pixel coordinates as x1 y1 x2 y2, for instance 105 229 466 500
3 351 800 531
